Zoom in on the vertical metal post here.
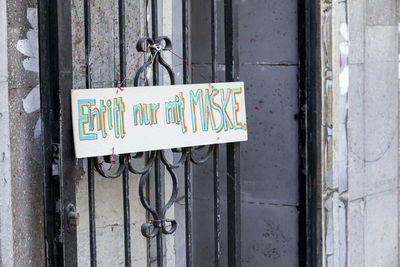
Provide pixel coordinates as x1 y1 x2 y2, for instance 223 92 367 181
211 0 221 266
151 2 164 266
38 1 62 264
182 0 191 84
38 0 76 265
226 143 241 266
154 151 164 267
298 0 318 266
84 0 91 89
118 1 131 266
83 0 97 265
211 0 217 83
224 0 241 266
122 160 131 267
151 0 159 85
184 149 193 267
119 0 126 86
182 1 193 266
88 158 97 267
213 146 221 267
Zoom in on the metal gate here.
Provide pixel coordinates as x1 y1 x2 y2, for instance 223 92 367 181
38 0 318 266
38 0 242 266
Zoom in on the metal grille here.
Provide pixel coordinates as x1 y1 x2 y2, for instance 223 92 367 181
39 0 241 266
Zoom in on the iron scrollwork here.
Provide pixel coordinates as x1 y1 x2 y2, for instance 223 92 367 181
94 36 216 242
94 36 182 240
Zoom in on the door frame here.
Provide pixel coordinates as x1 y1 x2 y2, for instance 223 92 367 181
298 0 320 266
38 0 321 266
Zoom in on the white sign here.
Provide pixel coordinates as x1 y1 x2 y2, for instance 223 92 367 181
71 82 247 158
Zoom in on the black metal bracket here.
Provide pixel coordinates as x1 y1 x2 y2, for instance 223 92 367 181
134 36 175 86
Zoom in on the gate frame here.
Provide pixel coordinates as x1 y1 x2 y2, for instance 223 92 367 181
38 0 320 266
38 0 77 266
298 0 320 266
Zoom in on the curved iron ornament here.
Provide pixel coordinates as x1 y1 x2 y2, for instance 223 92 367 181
94 36 216 242
94 36 182 240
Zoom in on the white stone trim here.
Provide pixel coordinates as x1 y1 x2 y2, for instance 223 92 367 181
0 0 13 265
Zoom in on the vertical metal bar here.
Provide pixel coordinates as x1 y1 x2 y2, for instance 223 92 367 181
182 0 191 84
56 0 76 260
84 0 97 265
155 152 164 267
84 0 91 89
39 0 76 265
151 0 158 85
151 1 163 266
119 0 126 86
226 143 241 266
211 1 221 266
298 0 318 266
122 159 131 267
182 1 193 265
118 1 131 266
38 1 61 265
185 149 193 267
211 0 217 83
224 0 241 266
88 158 97 267
213 146 221 266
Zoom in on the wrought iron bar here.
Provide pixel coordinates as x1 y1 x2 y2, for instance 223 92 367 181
119 0 126 87
211 0 221 265
154 151 164 267
184 148 193 267
182 0 191 84
118 1 131 265
83 0 97 265
213 145 221 266
298 0 318 266
38 1 63 263
211 0 217 84
181 1 194 266
151 0 158 85
133 36 178 267
84 0 91 89
88 157 97 267
122 156 131 267
224 0 241 266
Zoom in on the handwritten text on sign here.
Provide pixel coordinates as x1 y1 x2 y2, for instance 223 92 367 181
71 82 247 158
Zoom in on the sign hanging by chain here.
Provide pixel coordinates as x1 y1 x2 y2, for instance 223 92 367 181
71 82 247 158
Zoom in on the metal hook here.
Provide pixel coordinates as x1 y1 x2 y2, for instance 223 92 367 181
134 36 175 86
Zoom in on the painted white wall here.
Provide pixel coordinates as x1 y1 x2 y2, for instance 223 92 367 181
0 0 13 265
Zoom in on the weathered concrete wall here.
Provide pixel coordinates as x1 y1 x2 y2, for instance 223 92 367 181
6 1 45 266
322 0 399 266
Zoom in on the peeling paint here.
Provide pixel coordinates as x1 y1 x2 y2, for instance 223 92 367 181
16 8 41 140
22 84 40 114
16 8 39 73
34 117 41 139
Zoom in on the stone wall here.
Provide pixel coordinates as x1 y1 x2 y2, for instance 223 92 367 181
322 0 399 266
5 1 44 266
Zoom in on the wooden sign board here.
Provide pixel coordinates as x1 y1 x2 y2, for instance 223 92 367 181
71 82 247 158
